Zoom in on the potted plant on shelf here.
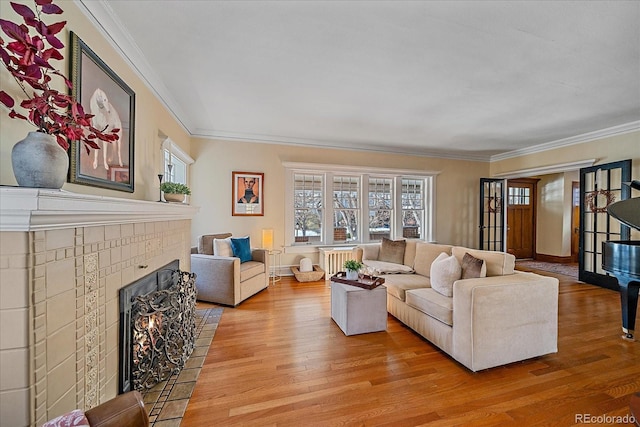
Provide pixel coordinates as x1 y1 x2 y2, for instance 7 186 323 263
161 182 191 203
0 0 119 188
343 259 363 281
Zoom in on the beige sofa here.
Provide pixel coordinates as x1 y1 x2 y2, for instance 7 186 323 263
353 240 559 371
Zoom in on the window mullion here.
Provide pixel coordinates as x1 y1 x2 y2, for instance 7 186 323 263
361 175 369 243
324 172 334 244
393 177 402 240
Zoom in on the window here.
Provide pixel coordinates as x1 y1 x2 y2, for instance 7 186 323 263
285 163 437 248
368 178 392 241
293 174 323 243
333 176 360 242
162 138 194 186
401 179 424 239
508 187 531 205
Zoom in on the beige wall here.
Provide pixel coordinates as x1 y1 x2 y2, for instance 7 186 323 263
0 1 190 201
493 132 640 256
190 138 489 268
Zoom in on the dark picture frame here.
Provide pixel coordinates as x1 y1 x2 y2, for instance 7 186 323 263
69 31 135 192
232 171 264 216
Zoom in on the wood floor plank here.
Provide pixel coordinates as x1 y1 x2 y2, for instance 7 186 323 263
182 271 639 426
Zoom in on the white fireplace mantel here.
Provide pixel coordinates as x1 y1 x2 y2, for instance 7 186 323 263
0 187 199 231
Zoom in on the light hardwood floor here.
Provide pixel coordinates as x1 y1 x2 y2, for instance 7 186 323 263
182 270 639 426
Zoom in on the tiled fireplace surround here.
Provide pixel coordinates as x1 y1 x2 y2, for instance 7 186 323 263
0 188 198 427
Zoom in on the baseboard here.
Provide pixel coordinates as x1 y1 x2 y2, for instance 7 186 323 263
535 253 574 263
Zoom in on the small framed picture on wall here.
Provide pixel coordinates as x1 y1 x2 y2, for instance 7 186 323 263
232 171 264 216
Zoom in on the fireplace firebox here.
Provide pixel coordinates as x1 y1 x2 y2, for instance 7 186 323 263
119 260 197 393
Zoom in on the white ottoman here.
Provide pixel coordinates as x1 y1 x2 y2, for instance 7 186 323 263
330 282 387 336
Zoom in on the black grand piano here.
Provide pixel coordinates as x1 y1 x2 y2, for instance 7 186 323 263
602 180 640 340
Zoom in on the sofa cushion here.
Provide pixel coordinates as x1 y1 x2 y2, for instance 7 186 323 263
379 238 406 264
198 233 233 255
231 237 252 263
240 260 265 282
430 253 461 297
403 239 419 266
384 274 431 301
461 252 487 279
363 259 414 274
360 243 380 261
452 247 515 276
213 237 233 257
405 288 453 326
413 242 454 277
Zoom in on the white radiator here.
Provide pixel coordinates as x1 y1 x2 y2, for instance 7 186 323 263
319 247 354 279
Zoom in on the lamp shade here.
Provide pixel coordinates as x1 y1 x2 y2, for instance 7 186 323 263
262 228 274 250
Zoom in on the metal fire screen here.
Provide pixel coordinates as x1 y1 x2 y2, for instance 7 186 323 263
131 269 197 391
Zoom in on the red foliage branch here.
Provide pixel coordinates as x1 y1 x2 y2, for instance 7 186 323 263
0 0 118 152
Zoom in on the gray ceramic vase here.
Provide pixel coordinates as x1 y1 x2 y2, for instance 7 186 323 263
11 131 69 189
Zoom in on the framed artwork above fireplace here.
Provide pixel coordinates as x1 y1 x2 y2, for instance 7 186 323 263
69 31 136 192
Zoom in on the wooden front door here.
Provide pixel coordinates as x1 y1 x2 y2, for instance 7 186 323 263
506 179 537 259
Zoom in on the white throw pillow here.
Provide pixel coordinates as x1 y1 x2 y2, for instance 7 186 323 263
429 252 461 297
363 260 414 274
213 237 233 257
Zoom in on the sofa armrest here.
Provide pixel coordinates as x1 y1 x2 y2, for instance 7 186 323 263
353 247 364 262
452 272 559 371
251 248 268 264
84 391 149 427
190 254 240 305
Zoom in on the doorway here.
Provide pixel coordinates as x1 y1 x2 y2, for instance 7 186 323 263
571 181 580 262
506 178 538 259
579 159 632 289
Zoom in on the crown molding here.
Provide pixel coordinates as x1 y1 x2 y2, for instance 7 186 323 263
192 130 493 162
281 161 441 176
490 121 640 162
74 0 193 134
492 159 597 179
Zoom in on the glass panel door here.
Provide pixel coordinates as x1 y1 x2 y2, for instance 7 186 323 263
479 178 505 251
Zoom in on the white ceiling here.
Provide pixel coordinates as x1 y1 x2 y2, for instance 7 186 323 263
79 0 640 161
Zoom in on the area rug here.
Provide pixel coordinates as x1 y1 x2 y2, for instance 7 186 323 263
140 306 223 427
516 260 578 278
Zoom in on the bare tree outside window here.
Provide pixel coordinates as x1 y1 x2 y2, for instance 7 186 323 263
333 176 359 242
294 174 323 242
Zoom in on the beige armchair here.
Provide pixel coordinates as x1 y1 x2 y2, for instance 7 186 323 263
191 233 269 306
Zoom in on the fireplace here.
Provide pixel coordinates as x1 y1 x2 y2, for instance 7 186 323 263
118 260 197 393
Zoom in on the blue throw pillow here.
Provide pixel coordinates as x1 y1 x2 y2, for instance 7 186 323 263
230 237 252 263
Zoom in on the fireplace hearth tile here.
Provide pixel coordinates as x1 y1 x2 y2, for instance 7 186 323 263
153 420 181 427
157 399 188 420
143 391 160 404
168 382 195 400
192 346 208 357
140 306 223 426
176 368 199 383
195 336 213 347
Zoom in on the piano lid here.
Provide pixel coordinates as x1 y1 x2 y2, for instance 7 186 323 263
608 198 640 231
607 180 640 231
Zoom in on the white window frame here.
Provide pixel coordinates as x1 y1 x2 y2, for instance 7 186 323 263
162 138 194 185
284 162 439 252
